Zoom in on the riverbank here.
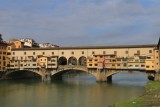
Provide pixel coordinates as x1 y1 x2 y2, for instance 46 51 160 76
115 81 160 107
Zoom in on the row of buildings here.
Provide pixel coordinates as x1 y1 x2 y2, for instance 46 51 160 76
0 34 160 72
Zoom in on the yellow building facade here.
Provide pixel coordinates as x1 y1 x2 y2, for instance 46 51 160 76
9 44 159 72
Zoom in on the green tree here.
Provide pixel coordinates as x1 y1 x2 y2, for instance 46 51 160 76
0 34 3 41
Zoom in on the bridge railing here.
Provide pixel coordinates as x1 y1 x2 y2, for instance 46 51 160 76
58 65 88 71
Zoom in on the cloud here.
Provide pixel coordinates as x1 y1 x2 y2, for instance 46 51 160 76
0 0 160 46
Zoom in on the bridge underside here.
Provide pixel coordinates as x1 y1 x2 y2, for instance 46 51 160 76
51 69 92 80
4 70 42 80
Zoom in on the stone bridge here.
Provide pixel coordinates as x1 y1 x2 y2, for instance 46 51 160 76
1 65 157 82
1 65 123 82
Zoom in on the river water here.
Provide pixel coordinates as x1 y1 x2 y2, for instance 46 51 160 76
0 71 148 107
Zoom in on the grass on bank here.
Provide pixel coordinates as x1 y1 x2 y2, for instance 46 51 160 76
115 81 160 107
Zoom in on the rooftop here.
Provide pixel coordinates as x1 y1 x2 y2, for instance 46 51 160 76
12 44 157 51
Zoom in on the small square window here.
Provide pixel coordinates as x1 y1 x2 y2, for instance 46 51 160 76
114 51 117 55
71 51 74 55
24 52 26 55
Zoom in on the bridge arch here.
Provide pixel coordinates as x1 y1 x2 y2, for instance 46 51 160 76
68 56 77 65
78 56 87 66
3 70 42 80
51 69 96 80
58 56 67 65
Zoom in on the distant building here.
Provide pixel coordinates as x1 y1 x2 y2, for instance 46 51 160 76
20 38 39 48
8 39 24 49
39 43 59 48
0 35 9 71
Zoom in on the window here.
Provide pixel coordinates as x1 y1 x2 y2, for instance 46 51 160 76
137 50 140 54
95 64 98 66
62 52 64 55
71 51 74 55
103 51 106 54
33 64 36 66
42 52 45 55
117 59 121 61
82 51 84 54
3 56 5 60
125 50 128 54
89 64 92 66
117 64 120 66
33 52 35 55
112 64 115 66
135 65 139 67
24 52 26 55
8 47 10 50
146 66 150 68
12 52 15 55
51 60 56 62
3 52 6 55
141 65 145 67
7 52 11 55
92 51 95 55
149 50 152 53
135 60 139 62
114 51 117 55
123 63 127 67
52 52 54 55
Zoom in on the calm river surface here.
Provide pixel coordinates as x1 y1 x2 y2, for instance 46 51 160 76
0 71 148 107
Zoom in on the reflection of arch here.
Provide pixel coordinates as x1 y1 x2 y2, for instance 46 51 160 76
79 56 87 66
59 56 67 65
68 57 77 65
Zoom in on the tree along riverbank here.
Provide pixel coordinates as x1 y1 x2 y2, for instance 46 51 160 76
115 81 160 107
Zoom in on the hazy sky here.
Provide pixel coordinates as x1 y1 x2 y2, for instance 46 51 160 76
0 0 160 46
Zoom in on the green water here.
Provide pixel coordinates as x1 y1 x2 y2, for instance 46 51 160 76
0 71 148 107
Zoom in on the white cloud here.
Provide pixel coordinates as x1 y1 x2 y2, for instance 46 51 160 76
0 0 160 46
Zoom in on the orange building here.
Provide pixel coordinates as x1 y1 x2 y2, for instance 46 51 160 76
9 39 24 49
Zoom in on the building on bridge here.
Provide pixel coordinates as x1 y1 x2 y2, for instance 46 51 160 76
8 44 159 71
0 36 160 81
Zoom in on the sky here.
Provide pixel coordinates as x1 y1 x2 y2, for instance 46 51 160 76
0 0 160 46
